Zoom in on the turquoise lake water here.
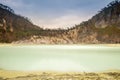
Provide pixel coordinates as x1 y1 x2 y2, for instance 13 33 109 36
0 45 120 72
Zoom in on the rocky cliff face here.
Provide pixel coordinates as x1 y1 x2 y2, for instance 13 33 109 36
1 0 120 44
66 0 120 44
0 3 42 43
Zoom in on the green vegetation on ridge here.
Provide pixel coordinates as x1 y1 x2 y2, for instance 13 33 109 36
0 0 120 44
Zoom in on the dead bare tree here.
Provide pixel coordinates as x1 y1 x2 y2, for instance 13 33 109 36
2 18 7 32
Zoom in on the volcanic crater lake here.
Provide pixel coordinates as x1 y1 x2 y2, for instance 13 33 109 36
0 45 120 72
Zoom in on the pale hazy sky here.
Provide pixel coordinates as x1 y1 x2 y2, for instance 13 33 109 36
1 0 113 29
